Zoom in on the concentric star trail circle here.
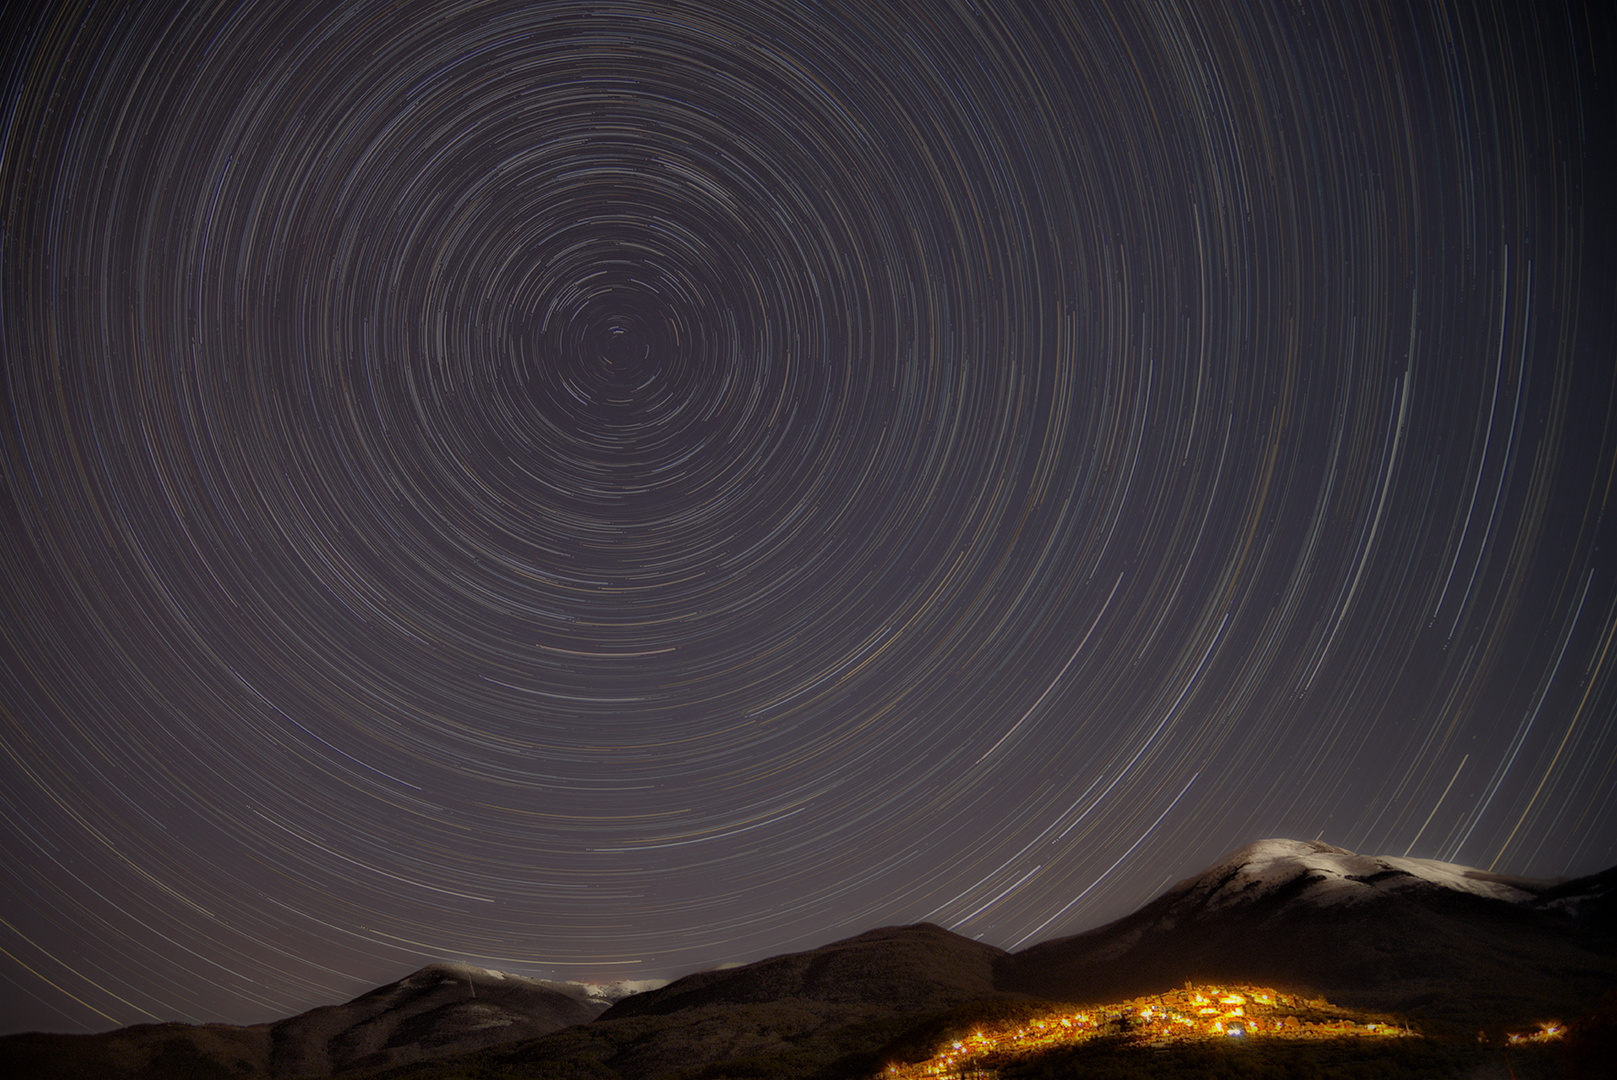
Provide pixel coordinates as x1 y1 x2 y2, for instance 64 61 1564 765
3 0 1614 1032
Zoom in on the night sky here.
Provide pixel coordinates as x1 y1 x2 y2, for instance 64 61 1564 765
3 0 1615 1037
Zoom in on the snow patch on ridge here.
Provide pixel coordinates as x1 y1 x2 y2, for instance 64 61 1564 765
393 963 665 1005
569 978 669 1006
1195 839 1540 910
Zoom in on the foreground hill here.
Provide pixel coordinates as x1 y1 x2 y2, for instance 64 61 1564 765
997 838 1617 1028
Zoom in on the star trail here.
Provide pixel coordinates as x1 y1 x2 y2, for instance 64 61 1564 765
3 0 1615 1036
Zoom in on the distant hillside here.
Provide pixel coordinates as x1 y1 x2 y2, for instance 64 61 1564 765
0 963 604 1079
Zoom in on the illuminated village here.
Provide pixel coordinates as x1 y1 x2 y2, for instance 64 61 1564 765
882 983 1573 1078
883 984 1411 1079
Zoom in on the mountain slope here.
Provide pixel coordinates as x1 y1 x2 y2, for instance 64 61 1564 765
601 922 1008 1019
384 924 1026 1080
266 962 604 1074
995 839 1617 1027
0 963 604 1079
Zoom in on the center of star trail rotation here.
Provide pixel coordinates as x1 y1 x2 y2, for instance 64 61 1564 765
1 0 1614 1035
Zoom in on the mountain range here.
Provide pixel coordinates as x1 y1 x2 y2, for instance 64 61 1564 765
999 838 1617 1025
4 839 1612 1079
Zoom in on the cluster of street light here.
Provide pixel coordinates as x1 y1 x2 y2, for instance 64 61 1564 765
884 984 1414 1078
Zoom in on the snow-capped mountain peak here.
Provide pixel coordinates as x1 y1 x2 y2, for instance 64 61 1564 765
1184 838 1553 911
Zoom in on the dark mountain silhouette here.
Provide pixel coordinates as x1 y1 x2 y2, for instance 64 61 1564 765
4 840 1612 1079
997 839 1617 1028
601 922 1009 1019
0 962 604 1079
456 924 1030 1079
265 961 605 1074
397 842 1613 1077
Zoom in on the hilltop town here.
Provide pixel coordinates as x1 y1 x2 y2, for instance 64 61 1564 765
883 983 1564 1079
